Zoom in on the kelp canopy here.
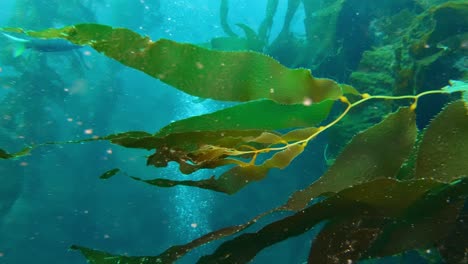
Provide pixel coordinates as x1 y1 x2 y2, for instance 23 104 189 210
1 1 467 263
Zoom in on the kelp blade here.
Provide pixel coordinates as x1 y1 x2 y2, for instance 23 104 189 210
156 99 334 137
198 178 466 264
285 106 417 210
9 24 343 104
134 144 305 194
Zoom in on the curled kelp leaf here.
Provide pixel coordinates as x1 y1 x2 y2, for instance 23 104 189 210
134 144 305 194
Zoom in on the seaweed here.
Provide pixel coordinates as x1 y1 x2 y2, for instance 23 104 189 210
1 23 467 263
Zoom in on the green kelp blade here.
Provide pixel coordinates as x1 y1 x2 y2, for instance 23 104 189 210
415 100 468 182
156 99 334 137
9 24 343 104
104 129 269 176
0 149 12 159
107 114 316 176
285 107 417 211
282 127 321 142
341 83 361 96
210 36 251 51
71 207 273 264
104 130 266 151
70 245 158 264
197 178 446 264
135 144 305 194
133 165 269 195
99 168 120 180
104 131 158 150
0 146 33 159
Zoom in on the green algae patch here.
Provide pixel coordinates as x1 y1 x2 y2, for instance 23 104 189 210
8 23 343 104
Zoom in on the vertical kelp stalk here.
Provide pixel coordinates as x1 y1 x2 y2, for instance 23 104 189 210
219 0 237 37
257 0 279 45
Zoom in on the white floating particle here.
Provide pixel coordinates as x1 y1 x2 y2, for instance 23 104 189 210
303 97 313 106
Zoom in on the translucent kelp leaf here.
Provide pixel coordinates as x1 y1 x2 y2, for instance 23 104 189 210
285 107 417 210
282 127 320 142
415 101 468 182
102 100 322 180
248 132 285 145
9 24 343 104
104 131 157 150
263 144 305 169
441 80 468 94
341 83 361 96
105 130 261 151
135 144 305 194
441 80 468 102
156 99 334 137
